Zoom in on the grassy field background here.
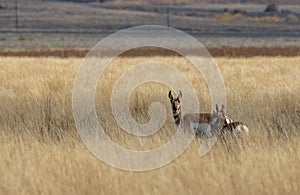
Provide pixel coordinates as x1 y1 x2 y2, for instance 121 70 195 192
0 56 299 194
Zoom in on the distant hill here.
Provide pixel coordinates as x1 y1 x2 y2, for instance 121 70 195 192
44 0 300 5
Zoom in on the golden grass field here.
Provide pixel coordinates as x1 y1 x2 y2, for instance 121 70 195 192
0 56 299 194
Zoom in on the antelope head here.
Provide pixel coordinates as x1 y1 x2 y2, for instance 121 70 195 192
168 90 182 125
210 104 226 135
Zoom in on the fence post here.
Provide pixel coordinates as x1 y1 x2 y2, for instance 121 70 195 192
15 0 18 29
167 1 170 27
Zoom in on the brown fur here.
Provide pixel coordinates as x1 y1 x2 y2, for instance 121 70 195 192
223 121 246 134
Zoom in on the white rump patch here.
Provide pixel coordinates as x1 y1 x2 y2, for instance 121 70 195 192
235 125 242 134
235 125 249 135
243 125 249 134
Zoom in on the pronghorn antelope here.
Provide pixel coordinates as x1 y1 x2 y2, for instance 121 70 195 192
168 90 249 137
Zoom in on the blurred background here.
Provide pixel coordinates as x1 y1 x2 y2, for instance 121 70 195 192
0 0 299 50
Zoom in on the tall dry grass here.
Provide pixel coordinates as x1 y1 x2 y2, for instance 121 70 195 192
0 56 299 194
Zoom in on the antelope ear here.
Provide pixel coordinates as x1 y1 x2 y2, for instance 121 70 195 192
221 104 225 114
215 104 219 113
177 90 182 100
168 90 173 101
